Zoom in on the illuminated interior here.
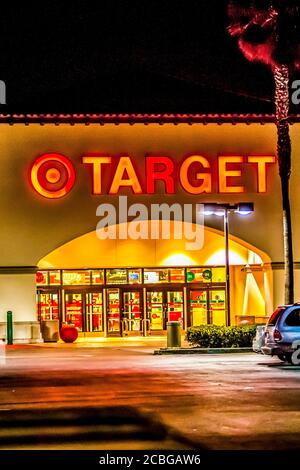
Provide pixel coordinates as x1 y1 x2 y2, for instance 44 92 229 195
37 220 272 335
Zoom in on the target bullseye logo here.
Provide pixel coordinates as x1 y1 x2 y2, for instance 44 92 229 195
30 153 76 198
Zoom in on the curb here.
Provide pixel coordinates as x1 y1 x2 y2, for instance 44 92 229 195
154 347 253 355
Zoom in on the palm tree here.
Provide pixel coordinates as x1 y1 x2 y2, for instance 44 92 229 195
227 0 300 304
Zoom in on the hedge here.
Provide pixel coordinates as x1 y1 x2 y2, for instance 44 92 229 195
185 324 257 348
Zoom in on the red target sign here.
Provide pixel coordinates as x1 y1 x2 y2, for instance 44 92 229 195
29 153 76 198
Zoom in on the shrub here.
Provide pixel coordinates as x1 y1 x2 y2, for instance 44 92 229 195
185 324 257 348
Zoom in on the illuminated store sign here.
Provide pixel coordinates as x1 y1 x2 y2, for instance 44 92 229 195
29 153 276 199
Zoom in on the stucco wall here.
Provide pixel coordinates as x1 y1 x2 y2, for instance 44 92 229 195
0 121 298 266
0 274 36 322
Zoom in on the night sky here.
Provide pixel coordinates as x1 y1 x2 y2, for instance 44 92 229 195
0 0 299 114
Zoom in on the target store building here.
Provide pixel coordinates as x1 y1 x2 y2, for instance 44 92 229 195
0 113 299 343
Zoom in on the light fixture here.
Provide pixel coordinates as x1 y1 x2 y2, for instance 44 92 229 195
202 203 218 216
235 202 254 215
215 210 225 217
203 202 254 326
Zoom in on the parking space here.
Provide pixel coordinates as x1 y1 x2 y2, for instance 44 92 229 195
0 347 300 449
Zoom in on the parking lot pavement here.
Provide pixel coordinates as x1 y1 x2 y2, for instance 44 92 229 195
0 346 300 449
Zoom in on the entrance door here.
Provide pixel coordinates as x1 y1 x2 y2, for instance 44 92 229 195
122 290 143 334
106 288 121 335
209 289 226 325
166 290 184 326
146 289 184 331
65 292 83 331
86 291 104 332
189 288 226 326
189 289 208 326
37 290 59 321
146 290 164 331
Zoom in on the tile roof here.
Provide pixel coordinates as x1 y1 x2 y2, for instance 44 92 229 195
0 113 299 125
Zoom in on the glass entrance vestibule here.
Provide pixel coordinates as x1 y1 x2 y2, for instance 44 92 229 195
36 266 226 336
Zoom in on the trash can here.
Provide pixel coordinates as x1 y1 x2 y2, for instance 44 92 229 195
167 321 181 348
40 320 59 342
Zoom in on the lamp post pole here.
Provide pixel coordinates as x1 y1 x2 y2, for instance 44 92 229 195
203 202 254 327
224 208 231 326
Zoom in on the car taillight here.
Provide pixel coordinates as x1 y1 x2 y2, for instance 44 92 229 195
274 329 282 342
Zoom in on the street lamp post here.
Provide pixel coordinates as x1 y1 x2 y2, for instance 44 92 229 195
203 202 254 327
224 208 230 326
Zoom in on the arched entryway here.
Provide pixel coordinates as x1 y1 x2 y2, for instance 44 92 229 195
36 221 272 337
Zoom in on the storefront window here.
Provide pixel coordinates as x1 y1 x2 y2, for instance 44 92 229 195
209 290 226 325
65 292 83 330
190 290 208 325
187 267 226 283
36 271 48 286
186 268 210 283
62 270 91 285
144 269 169 284
106 269 127 285
128 269 142 284
91 270 104 285
49 270 61 286
86 292 103 331
147 291 164 330
107 288 121 331
167 291 184 324
211 267 226 283
169 268 185 283
37 291 59 321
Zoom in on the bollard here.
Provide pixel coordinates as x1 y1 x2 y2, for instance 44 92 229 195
167 321 181 348
7 311 13 345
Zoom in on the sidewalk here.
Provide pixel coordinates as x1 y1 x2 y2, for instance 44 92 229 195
29 336 187 349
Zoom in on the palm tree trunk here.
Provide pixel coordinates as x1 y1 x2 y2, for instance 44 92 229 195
274 64 294 304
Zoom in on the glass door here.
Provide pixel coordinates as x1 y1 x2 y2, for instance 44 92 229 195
37 290 59 321
122 290 142 334
65 292 83 331
166 290 184 326
189 289 208 326
209 289 226 326
146 291 164 331
86 291 103 332
107 288 121 334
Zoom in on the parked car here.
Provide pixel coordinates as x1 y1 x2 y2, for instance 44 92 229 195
259 304 300 365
